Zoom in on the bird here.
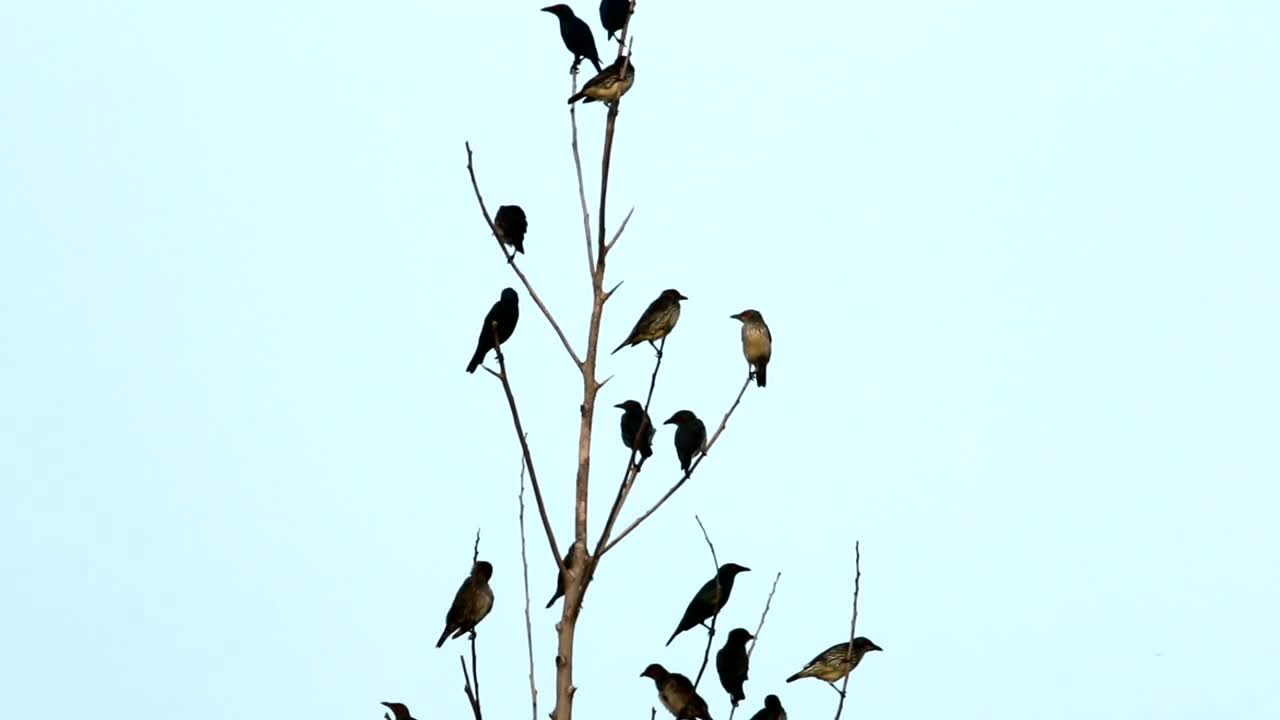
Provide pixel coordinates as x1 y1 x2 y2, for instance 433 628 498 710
599 0 632 41
545 540 580 609
640 663 713 720
664 410 707 473
494 205 527 254
613 289 687 355
466 288 519 373
730 310 772 387
666 562 750 646
785 637 883 693
567 55 636 106
541 4 602 73
746 695 787 720
614 400 655 467
435 560 495 647
381 703 417 720
716 627 754 707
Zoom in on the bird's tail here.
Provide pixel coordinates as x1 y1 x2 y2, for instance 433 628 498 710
435 628 450 648
590 57 603 72
567 90 586 105
545 591 560 609
756 364 767 388
785 670 804 683
611 339 629 355
665 628 679 646
466 347 485 373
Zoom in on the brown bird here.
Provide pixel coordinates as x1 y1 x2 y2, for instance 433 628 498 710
568 55 636 105
664 410 707 473
716 627 754 707
494 205 528 254
545 540 579 609
785 637 883 694
435 560 495 647
380 703 417 720
641 663 713 720
666 562 750 646
613 289 686 355
730 310 772 387
746 695 787 720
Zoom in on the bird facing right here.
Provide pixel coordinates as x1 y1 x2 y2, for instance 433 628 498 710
541 4 602 73
614 399 655 467
465 288 519 373
730 309 772 387
567 55 636 106
381 702 417 720
641 663 713 720
664 410 707 473
435 560 496 647
747 695 787 720
666 562 750 646
715 627 754 706
785 637 883 687
612 289 686 355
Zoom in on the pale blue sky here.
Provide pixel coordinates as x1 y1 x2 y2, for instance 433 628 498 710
2 1 1278 718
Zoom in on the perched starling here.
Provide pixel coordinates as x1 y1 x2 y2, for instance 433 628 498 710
465 288 520 373
381 703 417 720
613 289 687 354
730 310 772 388
599 0 631 41
614 399 655 467
435 560 495 647
541 4 602 73
746 695 787 720
666 562 750 646
545 540 580 609
664 410 707 473
494 205 528 254
785 637 883 688
567 55 636 106
716 627 754 707
640 663 713 720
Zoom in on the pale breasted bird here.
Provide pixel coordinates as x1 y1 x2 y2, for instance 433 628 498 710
640 663 713 720
381 703 417 720
599 0 631 41
747 695 787 720
612 289 686 355
545 540 580 609
785 637 883 691
466 288 519 373
664 410 707 473
435 560 495 647
541 4 602 73
494 205 527 254
568 55 636 106
666 562 750 646
614 399 655 467
716 627 754 707
730 310 772 387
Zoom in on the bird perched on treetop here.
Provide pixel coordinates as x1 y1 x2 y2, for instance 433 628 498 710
381 703 417 720
730 310 772 387
599 0 632 42
785 637 883 691
664 410 707 473
466 288 519 373
614 400 655 467
716 627 754 707
641 664 713 720
545 540 580 609
666 562 750 646
747 695 787 720
435 560 495 647
494 205 527 254
567 55 635 106
613 289 686 355
541 4 602 73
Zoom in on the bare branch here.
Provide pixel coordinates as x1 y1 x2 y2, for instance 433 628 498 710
603 278 625 303
471 528 481 565
517 451 538 720
746 572 782 663
568 77 595 275
692 515 721 689
833 542 862 720
603 206 636 254
459 648 482 720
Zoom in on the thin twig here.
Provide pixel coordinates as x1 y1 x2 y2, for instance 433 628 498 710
604 205 636 254
833 542 862 720
568 75 595 276
517 450 538 720
471 528 481 565
459 652 482 720
746 572 782 662
692 515 720 689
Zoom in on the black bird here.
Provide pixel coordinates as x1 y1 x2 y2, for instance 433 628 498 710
541 4 602 73
545 540 580 609
614 400 655 467
494 205 527 254
716 628 754 707
785 637 883 692
641 664 713 720
666 562 750 646
435 560 495 647
599 0 631 41
381 703 417 720
664 410 707 472
567 55 635 106
466 288 519 373
747 695 787 720
613 289 687 354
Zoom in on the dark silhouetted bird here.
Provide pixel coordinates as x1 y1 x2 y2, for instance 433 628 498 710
435 560 495 647
747 695 787 720
641 663 713 720
785 637 883 691
494 205 527 254
541 4 602 73
666 562 750 646
613 289 686 355
567 55 635 106
599 0 632 41
664 410 707 472
545 540 580 609
716 627 754 707
731 310 772 387
466 288 519 373
381 703 417 720
614 400 655 467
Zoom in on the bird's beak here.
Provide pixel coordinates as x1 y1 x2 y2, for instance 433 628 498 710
740 566 752 572
540 6 554 12
730 312 741 320
678 293 689 300
871 644 884 652
614 402 626 409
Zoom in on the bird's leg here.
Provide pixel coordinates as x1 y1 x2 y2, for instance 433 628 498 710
570 58 582 76
648 340 663 358
825 681 846 698
468 629 478 641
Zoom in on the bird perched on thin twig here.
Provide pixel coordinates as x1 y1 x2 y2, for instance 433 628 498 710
730 309 772 387
545 540 580 609
716 627 754 707
614 400 655 467
567 55 636 106
494 205 527 255
747 695 787 720
666 562 750 646
613 289 686 355
381 702 417 720
435 560 495 647
466 288 519 373
664 410 706 473
599 0 632 42
785 637 883 692
541 4 602 73
641 663 713 720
